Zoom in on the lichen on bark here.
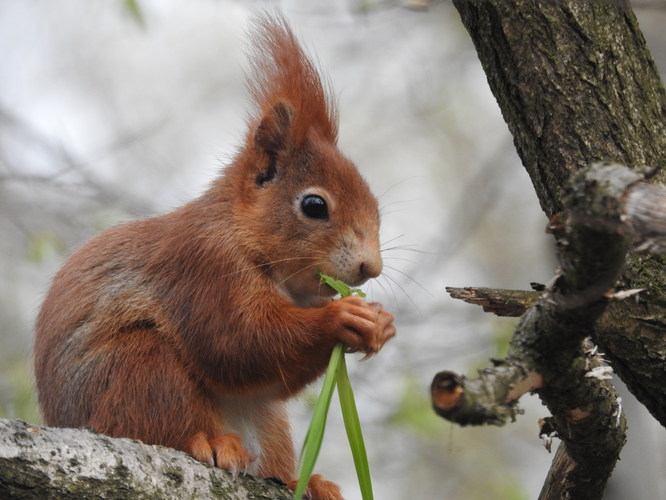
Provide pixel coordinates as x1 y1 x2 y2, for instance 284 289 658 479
452 0 666 426
0 418 293 499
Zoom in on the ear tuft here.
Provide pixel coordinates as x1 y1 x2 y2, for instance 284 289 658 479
247 15 338 147
255 101 293 155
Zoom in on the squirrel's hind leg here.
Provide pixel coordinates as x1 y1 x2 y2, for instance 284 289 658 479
82 325 216 450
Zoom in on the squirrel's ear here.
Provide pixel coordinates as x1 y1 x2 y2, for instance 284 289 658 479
255 101 294 155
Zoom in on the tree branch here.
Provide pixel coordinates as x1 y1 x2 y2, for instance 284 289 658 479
0 418 292 499
445 286 541 317
433 162 666 499
451 0 666 428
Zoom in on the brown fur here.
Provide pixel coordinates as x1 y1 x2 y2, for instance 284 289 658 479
33 13 395 500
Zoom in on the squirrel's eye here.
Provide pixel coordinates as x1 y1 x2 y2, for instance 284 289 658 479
301 195 329 220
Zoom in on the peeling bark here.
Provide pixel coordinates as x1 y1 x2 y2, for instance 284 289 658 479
434 160 666 499
437 0 666 496
451 0 666 428
445 287 541 317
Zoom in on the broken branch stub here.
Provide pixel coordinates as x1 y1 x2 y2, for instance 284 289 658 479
433 162 666 498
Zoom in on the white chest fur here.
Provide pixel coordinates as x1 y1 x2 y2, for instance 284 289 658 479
215 386 282 475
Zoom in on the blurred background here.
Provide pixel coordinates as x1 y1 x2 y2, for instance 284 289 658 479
1 1 664 499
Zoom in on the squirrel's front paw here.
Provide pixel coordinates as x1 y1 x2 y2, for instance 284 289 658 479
185 431 252 474
288 473 344 500
331 296 396 358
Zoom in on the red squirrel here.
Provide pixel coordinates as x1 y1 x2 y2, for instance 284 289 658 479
33 12 395 500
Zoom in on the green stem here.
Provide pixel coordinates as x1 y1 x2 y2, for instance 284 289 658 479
338 352 374 499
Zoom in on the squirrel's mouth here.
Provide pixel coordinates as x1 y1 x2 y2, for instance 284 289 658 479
319 282 340 297
318 270 371 296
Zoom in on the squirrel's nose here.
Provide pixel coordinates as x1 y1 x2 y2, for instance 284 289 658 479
360 256 382 281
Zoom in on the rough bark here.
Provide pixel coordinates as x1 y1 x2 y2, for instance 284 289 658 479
453 0 666 217
454 0 666 419
432 0 666 497
451 0 666 428
0 418 292 500
445 286 541 317
433 162 666 499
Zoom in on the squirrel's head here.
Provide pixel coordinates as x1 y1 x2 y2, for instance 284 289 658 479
224 14 382 307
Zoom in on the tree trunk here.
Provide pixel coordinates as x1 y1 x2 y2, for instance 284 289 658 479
431 1 666 498
452 0 666 427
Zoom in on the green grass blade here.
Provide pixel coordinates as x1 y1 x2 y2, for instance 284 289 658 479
337 354 374 500
295 273 373 499
320 273 366 298
293 343 344 500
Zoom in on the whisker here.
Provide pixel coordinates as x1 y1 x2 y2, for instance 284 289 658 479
380 234 406 248
382 270 422 314
376 273 399 309
376 176 421 202
273 261 322 290
381 209 413 218
380 199 419 209
379 199 419 217
384 264 432 296
217 256 322 280
381 256 418 265
381 244 433 255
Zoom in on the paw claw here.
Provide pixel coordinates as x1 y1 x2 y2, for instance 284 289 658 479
185 432 251 473
331 297 396 357
288 474 343 500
